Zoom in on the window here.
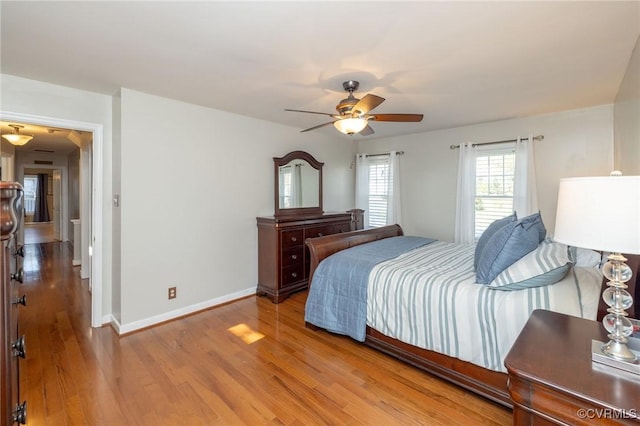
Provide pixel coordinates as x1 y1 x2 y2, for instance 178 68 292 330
23 175 38 214
356 152 400 228
279 166 292 208
367 156 391 228
474 148 515 239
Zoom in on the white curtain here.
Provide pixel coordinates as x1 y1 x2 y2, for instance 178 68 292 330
355 154 370 227
454 142 477 244
387 151 402 225
513 135 539 217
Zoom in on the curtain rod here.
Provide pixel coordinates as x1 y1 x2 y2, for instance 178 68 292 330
363 151 405 158
449 135 544 150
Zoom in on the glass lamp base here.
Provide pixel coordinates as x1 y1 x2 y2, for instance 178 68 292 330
602 339 637 361
592 340 640 375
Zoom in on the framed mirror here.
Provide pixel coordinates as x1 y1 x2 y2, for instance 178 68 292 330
274 151 323 219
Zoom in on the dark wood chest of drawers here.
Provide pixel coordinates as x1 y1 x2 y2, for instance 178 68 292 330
1 182 26 426
257 212 362 303
505 310 640 425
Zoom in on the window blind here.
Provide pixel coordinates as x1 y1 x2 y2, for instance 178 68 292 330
368 156 390 227
475 150 515 238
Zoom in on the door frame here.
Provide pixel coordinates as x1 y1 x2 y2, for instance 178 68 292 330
1 111 104 328
52 169 62 241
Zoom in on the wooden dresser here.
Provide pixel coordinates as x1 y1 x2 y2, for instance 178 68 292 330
257 211 362 303
1 182 26 425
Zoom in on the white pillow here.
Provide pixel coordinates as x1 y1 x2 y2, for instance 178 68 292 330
489 240 572 290
568 246 602 269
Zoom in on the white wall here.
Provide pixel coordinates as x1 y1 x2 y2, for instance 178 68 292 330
117 89 355 329
358 105 614 241
614 36 640 174
1 74 113 317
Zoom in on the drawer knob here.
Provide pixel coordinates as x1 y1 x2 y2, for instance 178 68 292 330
291 254 297 260
12 335 26 359
14 245 25 258
12 295 27 307
13 401 27 424
11 268 24 284
291 236 297 242
291 272 298 278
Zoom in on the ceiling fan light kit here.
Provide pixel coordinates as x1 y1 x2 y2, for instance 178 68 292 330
334 117 367 135
1 124 33 146
286 80 423 136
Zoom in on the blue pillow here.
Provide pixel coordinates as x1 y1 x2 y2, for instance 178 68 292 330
476 212 547 284
474 212 517 269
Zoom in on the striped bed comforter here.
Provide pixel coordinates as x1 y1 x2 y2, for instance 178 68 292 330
366 241 602 372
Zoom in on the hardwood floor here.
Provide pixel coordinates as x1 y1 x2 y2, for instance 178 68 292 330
19 241 512 425
23 222 56 244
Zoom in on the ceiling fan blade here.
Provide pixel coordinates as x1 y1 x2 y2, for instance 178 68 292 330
285 109 337 117
300 121 336 133
369 113 423 122
352 94 385 115
359 125 375 136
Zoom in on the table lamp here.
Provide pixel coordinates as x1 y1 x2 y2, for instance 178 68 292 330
554 173 640 374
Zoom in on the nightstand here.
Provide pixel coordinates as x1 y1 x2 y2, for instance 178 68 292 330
504 310 640 425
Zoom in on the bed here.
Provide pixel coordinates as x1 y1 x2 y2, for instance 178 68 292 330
303 224 612 407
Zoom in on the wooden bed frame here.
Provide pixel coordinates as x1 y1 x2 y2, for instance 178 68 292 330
304 224 639 408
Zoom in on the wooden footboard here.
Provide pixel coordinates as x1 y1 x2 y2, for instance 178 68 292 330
366 327 511 407
305 224 403 282
304 224 511 408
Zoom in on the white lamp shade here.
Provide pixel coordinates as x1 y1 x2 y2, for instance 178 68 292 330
554 175 640 254
1 134 32 146
333 118 367 135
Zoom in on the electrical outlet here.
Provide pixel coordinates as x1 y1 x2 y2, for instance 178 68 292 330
168 287 177 299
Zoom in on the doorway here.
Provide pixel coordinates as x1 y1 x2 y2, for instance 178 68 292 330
1 111 104 328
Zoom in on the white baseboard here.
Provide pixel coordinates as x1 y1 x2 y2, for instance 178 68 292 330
105 314 121 334
115 287 257 335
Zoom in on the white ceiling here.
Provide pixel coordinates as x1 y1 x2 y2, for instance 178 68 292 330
1 1 639 142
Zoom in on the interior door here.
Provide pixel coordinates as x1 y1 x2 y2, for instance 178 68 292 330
53 169 62 240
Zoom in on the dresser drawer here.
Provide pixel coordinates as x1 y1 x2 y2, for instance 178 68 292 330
281 263 304 286
332 222 350 234
306 222 351 238
305 225 335 239
281 246 304 267
281 229 304 248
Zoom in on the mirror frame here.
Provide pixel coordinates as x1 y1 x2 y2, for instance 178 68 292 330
274 150 323 219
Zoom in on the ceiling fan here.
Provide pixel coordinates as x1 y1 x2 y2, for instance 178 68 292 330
285 80 423 136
